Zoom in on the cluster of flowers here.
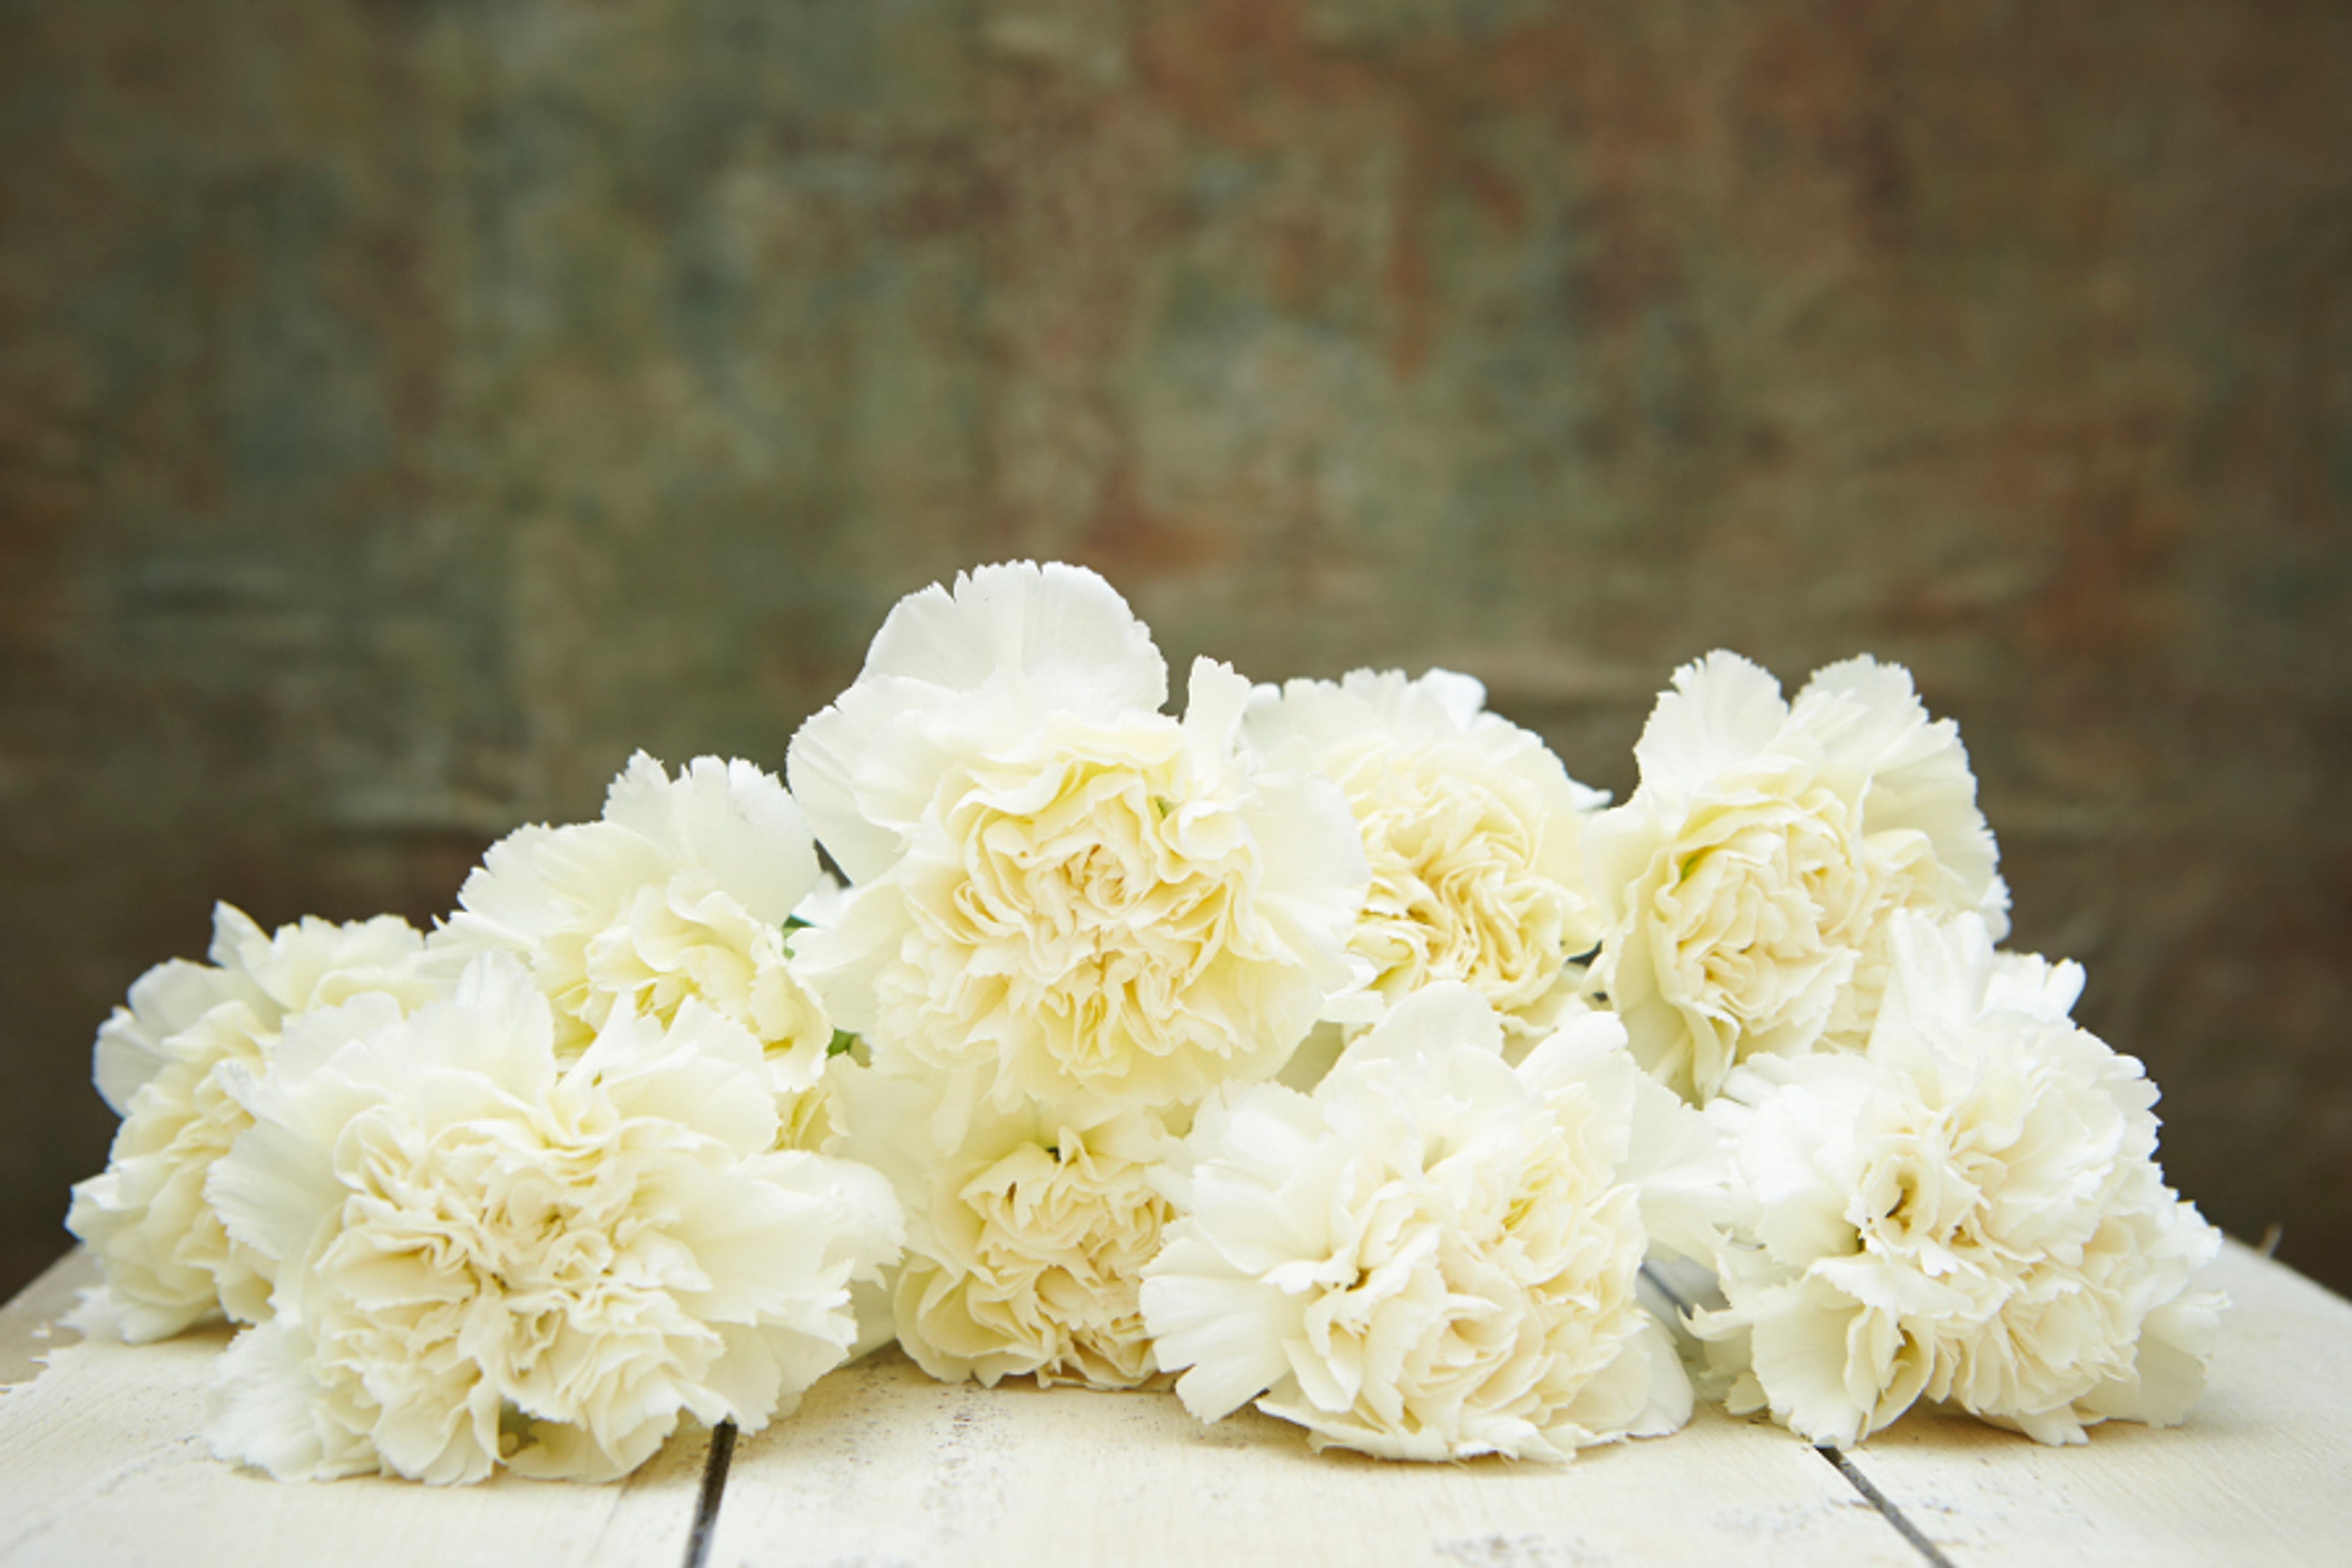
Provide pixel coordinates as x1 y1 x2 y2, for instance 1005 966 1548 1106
65 561 2224 1482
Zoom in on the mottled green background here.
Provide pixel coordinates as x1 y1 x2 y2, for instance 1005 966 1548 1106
3 0 2348 1302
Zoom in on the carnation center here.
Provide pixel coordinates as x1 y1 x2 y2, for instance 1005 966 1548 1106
317 1109 704 1389
933 748 1256 1079
1305 1128 1639 1417
952 1137 1172 1383
576 886 795 1027
1355 774 1572 1013
1853 1118 2002 1272
1653 787 1875 1035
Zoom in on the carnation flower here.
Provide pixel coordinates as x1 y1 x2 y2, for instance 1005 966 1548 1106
203 956 903 1484
840 1063 1178 1390
1140 983 1716 1462
66 905 453 1342
1243 668 1607 1041
788 562 1370 1114
1692 911 2225 1448
444 752 839 1129
1584 652 2007 1104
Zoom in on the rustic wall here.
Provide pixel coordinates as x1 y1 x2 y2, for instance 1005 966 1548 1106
4 0 2348 1300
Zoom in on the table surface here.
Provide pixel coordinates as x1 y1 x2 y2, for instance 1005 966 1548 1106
0 1238 2342 1567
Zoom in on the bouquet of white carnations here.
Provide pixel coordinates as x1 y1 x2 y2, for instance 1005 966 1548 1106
63 560 2225 1483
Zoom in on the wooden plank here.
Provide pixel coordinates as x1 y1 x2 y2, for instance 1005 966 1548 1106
10 1238 2347 1566
0 1251 710 1568
0 1250 88 1389
707 1348 1915 1568
1834 1238 2351 1567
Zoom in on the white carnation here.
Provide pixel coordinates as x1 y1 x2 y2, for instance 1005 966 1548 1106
839 1063 1178 1390
203 956 903 1484
1244 668 1607 1041
1585 652 2007 1104
66 905 453 1342
1140 984 1713 1462
788 562 1370 1114
1694 911 2225 1448
445 752 839 1127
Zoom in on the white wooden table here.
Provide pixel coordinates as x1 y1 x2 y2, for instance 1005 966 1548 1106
0 1238 2341 1567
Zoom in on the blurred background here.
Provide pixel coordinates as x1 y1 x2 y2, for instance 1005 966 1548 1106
2 0 2347 1303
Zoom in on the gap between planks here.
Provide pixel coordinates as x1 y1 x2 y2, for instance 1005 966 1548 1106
1641 1262 1955 1568
682 1422 736 1568
1818 1446 1959 1568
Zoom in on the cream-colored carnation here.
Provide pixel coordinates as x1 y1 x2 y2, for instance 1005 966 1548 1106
1141 984 1715 1462
790 562 1370 1114
204 957 903 1484
1585 652 2007 1104
840 1063 1177 1389
445 752 837 1134
1694 911 2225 1448
66 905 453 1342
1245 668 1607 1042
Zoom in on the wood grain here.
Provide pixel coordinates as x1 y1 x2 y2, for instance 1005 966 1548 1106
0 1254 709 1568
707 1349 1912 1567
4 1239 2346 1566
